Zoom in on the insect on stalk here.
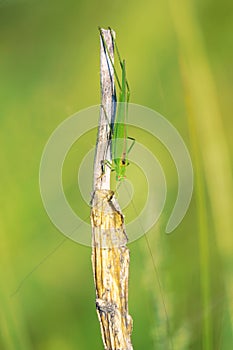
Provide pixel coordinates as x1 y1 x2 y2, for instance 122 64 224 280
98 27 135 184
99 27 174 349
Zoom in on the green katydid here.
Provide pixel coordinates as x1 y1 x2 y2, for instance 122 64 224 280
98 27 135 182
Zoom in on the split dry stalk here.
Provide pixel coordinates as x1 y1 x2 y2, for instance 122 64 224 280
90 28 133 350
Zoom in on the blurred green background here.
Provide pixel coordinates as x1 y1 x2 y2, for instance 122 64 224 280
0 0 232 349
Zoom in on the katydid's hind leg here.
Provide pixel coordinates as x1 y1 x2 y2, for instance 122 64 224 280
127 136 135 155
108 27 127 80
108 27 130 100
108 27 123 69
124 137 135 167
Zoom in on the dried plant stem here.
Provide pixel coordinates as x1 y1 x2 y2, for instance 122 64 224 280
91 28 133 350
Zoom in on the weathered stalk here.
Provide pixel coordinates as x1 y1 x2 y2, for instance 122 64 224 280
91 28 133 350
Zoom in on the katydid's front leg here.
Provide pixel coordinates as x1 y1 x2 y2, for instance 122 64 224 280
100 159 115 178
97 160 113 181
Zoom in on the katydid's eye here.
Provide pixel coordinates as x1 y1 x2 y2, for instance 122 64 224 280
122 159 126 165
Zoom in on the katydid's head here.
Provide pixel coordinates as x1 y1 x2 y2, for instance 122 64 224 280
115 158 127 181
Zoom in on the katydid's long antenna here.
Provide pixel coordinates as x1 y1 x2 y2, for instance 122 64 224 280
123 181 174 350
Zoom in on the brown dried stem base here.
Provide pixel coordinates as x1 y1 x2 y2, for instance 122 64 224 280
91 190 133 350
